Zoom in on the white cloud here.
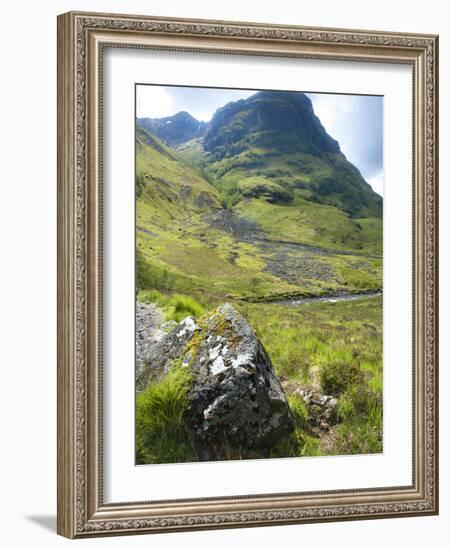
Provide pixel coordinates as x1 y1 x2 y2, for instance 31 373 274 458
366 171 384 197
175 89 253 122
136 85 254 122
136 86 174 119
307 92 383 195
307 93 353 154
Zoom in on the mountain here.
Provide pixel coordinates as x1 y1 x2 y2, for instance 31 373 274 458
135 91 383 303
136 123 220 221
204 91 340 158
197 91 382 219
150 91 381 219
138 111 208 147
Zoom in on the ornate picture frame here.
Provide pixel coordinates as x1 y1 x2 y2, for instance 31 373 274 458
57 11 439 538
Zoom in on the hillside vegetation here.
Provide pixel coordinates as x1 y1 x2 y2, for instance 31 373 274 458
135 89 383 460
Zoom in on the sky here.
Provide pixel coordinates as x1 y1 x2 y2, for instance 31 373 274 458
136 85 383 196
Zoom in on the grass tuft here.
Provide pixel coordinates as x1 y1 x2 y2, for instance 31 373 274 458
136 366 197 464
138 289 205 323
166 294 205 322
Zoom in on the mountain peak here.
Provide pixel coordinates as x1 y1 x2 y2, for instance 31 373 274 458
170 110 199 122
138 111 207 146
203 91 340 159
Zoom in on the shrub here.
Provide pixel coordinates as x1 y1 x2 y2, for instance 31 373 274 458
337 384 381 423
333 382 383 455
333 419 382 455
320 359 363 396
136 248 173 292
136 366 196 464
221 189 242 209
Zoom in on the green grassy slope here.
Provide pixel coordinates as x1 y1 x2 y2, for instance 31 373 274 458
178 142 382 256
137 291 383 460
241 296 383 456
136 125 299 301
136 127 381 300
137 122 382 303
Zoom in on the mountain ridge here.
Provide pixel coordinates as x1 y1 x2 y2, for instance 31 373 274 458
139 110 208 147
139 91 381 218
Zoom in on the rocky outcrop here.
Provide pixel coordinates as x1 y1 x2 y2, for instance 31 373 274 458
136 303 164 384
296 388 338 432
136 313 200 390
137 303 295 459
283 374 339 433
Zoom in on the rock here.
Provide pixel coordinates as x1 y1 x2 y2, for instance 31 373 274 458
135 303 164 383
328 397 338 409
136 315 201 390
294 388 338 431
152 329 168 343
160 320 178 332
137 303 294 459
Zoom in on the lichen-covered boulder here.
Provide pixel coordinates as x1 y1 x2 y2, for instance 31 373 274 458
137 303 294 459
136 315 201 390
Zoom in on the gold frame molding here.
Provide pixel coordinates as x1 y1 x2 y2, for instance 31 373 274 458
57 11 439 538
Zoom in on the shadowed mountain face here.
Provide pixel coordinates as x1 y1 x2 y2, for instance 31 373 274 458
138 111 208 146
204 91 340 159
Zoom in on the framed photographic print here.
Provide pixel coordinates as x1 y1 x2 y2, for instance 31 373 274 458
57 11 439 538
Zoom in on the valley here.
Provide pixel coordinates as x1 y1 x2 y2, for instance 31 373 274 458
135 89 383 462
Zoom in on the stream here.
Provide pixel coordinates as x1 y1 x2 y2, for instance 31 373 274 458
275 291 382 307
